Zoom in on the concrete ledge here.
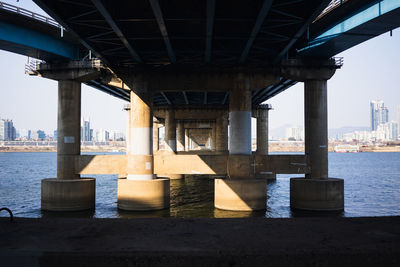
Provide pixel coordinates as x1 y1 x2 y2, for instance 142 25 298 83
117 178 170 211
41 178 95 211
255 173 276 180
214 179 267 211
290 178 344 211
157 174 184 180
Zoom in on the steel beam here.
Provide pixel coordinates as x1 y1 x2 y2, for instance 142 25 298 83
239 0 273 63
161 92 172 105
205 0 215 63
274 0 331 63
182 91 189 104
149 0 176 63
91 0 142 63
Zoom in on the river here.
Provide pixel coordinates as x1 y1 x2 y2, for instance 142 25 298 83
0 152 399 218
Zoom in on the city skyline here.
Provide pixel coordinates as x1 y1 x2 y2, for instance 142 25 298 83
0 1 400 135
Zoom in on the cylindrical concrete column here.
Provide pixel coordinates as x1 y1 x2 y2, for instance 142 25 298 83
165 108 176 152
184 128 189 151
216 113 228 152
42 79 95 211
176 121 185 151
153 119 159 152
125 105 131 154
256 106 270 155
229 87 252 155
127 91 155 180
119 90 170 210
305 80 328 179
57 80 81 180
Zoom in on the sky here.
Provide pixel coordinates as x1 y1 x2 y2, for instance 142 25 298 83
0 0 400 135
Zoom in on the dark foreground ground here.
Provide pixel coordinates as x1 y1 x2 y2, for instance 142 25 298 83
1 216 400 266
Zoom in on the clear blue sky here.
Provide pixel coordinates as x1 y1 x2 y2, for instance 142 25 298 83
0 0 399 134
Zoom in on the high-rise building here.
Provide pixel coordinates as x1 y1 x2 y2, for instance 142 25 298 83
81 117 92 141
370 100 389 131
285 126 303 141
0 119 16 141
397 106 400 138
37 130 46 140
94 129 109 142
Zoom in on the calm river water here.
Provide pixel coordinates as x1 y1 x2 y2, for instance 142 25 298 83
0 152 399 218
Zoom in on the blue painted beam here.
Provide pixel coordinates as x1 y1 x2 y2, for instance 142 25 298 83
205 0 215 63
0 21 80 59
239 0 273 63
298 0 400 57
149 0 176 63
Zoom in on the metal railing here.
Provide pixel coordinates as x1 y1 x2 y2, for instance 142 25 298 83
0 1 61 28
25 58 43 75
316 0 349 21
333 56 344 67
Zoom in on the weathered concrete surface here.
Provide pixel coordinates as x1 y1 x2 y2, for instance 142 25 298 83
75 154 307 175
1 216 399 266
214 179 267 211
41 178 95 211
77 155 127 175
117 178 170 211
290 178 344 211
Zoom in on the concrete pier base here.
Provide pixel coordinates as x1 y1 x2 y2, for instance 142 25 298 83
214 179 267 211
290 178 344 211
41 178 95 211
117 178 170 211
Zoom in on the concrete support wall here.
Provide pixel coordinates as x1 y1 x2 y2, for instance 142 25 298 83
165 108 177 152
57 80 81 180
256 108 269 155
304 80 328 179
229 87 252 155
216 114 228 152
176 121 185 151
127 91 155 180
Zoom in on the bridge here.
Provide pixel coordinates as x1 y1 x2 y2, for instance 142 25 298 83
1 0 399 212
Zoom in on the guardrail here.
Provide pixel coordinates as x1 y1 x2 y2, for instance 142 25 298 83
0 1 60 28
333 57 344 67
316 0 349 21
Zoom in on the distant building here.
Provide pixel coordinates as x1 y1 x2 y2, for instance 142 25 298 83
370 100 389 131
0 119 16 141
95 129 109 142
37 130 46 140
285 126 303 141
398 106 400 139
81 118 92 141
110 130 125 141
54 130 57 140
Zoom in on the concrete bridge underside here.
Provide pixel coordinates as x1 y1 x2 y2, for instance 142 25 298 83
11 0 400 213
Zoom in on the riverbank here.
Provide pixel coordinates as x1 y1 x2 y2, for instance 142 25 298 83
1 216 399 266
1 144 400 152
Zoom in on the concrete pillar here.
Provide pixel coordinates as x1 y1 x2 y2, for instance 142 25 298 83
215 79 267 211
290 79 344 211
211 122 216 151
118 91 169 210
256 106 270 155
159 108 183 179
228 87 252 155
42 80 95 211
184 128 189 151
255 105 276 180
125 105 131 154
165 108 176 152
153 119 159 152
304 80 328 179
216 113 228 152
176 121 185 151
